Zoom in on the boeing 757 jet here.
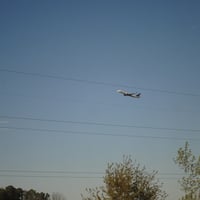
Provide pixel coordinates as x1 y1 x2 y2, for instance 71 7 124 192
117 90 141 98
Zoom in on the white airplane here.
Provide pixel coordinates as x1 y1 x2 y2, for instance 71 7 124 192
117 89 141 98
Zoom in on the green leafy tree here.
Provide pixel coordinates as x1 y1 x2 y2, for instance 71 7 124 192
82 156 167 200
174 142 200 200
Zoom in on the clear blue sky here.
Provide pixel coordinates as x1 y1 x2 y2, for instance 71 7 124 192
0 1 200 199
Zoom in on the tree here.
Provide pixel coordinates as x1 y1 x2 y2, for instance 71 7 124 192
82 156 167 200
174 141 200 200
0 186 50 200
0 188 7 200
0 186 23 200
24 189 50 200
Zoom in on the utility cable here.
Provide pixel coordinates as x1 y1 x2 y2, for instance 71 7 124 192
0 115 200 133
0 169 185 176
1 68 200 97
1 126 200 140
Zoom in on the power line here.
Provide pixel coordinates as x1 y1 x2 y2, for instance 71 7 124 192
0 169 184 176
1 115 200 134
1 68 200 97
0 169 184 180
1 91 199 114
1 126 200 140
0 174 102 179
0 169 104 175
0 174 181 180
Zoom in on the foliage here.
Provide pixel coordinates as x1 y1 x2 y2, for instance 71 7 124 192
82 156 167 200
174 142 200 200
0 185 50 200
0 186 23 200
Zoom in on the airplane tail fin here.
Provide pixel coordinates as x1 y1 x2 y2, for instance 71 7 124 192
136 93 141 97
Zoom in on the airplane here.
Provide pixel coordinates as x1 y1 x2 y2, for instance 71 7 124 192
117 89 141 98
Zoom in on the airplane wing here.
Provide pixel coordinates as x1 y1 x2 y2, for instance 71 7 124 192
130 93 141 98
116 90 127 95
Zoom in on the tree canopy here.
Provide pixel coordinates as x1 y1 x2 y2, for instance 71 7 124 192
0 185 50 200
174 142 200 200
82 156 167 200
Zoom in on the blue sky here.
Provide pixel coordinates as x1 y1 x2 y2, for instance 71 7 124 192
0 1 200 199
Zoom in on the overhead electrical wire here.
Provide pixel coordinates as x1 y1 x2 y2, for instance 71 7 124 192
0 115 200 134
0 169 184 180
1 68 200 97
0 174 181 180
0 169 104 174
0 169 184 176
1 91 199 114
0 126 200 140
0 174 101 179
